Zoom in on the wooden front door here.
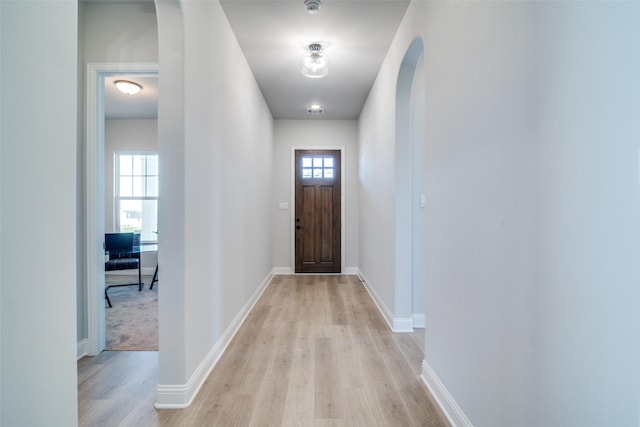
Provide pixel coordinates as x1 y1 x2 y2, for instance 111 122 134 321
295 150 341 273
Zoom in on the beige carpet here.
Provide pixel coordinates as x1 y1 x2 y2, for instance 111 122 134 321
105 275 158 351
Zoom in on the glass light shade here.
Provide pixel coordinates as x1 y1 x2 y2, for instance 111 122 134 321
114 80 142 95
301 50 328 78
304 0 321 14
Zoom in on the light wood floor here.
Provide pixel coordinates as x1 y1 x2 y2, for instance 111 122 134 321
78 274 449 426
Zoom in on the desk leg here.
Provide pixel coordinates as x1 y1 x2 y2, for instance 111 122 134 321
105 289 112 308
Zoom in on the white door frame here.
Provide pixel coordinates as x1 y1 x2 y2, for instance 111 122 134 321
290 146 346 274
85 62 159 355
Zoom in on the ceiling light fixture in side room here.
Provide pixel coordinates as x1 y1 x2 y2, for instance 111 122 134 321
114 80 142 95
304 0 321 14
301 43 328 79
306 104 324 114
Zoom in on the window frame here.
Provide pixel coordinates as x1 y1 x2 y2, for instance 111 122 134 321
114 151 158 244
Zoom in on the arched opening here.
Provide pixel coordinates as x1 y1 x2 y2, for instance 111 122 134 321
395 37 425 332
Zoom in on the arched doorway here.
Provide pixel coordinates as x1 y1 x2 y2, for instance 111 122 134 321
395 37 426 332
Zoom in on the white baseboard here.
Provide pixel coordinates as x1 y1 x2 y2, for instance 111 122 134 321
272 267 292 274
277 266 371 276
273 267 358 275
357 269 416 333
155 270 275 409
77 338 88 360
393 317 414 333
412 314 426 328
357 269 394 331
421 359 473 427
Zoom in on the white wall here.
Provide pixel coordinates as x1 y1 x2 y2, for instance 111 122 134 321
273 120 359 272
83 2 158 63
533 3 640 425
358 46 398 321
155 0 274 406
418 4 540 423
360 1 640 426
105 119 159 272
1 1 79 425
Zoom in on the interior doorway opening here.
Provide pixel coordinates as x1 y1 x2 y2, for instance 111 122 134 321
85 63 159 355
395 37 426 332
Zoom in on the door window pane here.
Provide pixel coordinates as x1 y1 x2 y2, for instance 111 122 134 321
300 155 337 180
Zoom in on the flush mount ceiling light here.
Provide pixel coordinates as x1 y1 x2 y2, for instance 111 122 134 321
304 0 321 14
307 104 324 114
114 80 142 95
301 43 328 79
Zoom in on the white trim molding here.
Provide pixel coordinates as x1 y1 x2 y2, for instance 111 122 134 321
273 268 358 276
412 314 426 328
393 317 414 333
77 339 88 360
155 270 275 408
421 359 473 427
358 269 415 333
272 267 292 275
357 269 394 331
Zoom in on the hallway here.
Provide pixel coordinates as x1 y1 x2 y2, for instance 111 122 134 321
78 275 448 426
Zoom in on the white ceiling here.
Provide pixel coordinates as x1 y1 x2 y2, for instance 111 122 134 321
105 75 158 119
220 0 409 119
104 0 410 120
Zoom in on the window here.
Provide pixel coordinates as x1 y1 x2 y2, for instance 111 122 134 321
301 156 334 179
116 153 158 243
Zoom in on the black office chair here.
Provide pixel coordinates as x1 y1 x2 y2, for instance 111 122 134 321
104 232 142 308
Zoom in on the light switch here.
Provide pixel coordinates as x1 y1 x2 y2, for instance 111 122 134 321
279 202 289 210
419 195 426 208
